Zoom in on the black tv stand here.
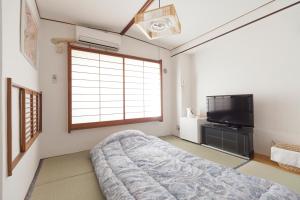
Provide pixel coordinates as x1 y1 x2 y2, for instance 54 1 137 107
201 123 254 159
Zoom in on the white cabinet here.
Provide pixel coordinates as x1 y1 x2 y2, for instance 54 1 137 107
179 117 206 143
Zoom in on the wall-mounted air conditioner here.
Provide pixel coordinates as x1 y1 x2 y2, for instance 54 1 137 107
75 26 121 51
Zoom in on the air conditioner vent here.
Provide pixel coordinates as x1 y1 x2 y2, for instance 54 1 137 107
76 26 121 51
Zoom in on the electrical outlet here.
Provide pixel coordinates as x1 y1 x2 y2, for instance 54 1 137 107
52 74 57 84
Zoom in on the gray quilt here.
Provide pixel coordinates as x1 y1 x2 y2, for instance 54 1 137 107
90 130 300 200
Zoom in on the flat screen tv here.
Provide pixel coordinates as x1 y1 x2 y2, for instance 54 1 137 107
207 94 254 127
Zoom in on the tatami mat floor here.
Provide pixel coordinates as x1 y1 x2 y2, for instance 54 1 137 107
238 160 300 193
29 135 300 200
30 151 105 200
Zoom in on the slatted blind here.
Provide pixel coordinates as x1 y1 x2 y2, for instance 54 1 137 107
69 46 162 129
21 89 41 151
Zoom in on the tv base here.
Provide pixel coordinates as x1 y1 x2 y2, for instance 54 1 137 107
201 123 254 159
201 144 251 160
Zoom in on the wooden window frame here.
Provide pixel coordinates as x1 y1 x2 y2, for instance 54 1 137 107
68 44 163 132
7 78 42 176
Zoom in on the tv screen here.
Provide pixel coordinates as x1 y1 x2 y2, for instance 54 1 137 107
207 94 254 127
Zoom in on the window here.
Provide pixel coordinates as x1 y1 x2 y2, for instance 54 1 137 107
6 78 42 176
21 89 42 151
68 45 163 132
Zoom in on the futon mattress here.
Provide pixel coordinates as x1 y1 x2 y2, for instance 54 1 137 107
90 130 300 200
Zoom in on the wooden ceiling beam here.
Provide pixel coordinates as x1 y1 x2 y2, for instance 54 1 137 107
120 0 154 35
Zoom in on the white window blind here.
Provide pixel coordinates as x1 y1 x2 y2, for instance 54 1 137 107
124 58 161 119
69 47 162 128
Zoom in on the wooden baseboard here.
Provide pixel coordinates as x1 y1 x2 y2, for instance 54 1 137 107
253 153 277 167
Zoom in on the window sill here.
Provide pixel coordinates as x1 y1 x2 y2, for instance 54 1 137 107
69 116 163 132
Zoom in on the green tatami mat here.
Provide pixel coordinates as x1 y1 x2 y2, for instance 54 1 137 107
31 172 105 200
238 160 300 194
36 151 93 185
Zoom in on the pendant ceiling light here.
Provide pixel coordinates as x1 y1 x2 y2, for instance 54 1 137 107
134 1 181 40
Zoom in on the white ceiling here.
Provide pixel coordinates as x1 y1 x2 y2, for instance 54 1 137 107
36 0 146 32
36 0 271 50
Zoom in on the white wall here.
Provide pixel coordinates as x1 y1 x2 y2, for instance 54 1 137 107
176 4 300 155
0 0 3 196
172 54 197 136
0 0 40 199
38 20 176 158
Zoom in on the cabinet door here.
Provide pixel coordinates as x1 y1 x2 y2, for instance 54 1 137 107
222 130 237 142
205 127 222 148
205 127 221 138
222 130 238 153
223 140 238 153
